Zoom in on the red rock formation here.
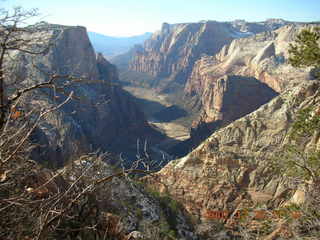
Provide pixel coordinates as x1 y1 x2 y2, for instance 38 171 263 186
130 21 236 92
186 24 314 96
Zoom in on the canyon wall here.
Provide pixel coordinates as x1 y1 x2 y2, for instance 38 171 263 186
129 20 287 92
7 24 161 165
146 80 320 237
185 24 317 147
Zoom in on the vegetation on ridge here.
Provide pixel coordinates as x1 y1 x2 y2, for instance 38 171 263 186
289 27 320 80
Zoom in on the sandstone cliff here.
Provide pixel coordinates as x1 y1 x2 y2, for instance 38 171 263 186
184 24 318 149
7 23 162 165
145 80 320 237
189 75 278 146
128 20 289 93
185 24 314 96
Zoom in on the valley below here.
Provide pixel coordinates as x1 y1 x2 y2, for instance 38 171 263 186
123 86 191 153
1 10 320 239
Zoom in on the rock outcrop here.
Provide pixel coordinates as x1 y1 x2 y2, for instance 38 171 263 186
7 23 162 165
189 75 278 145
184 24 317 147
145 80 320 237
185 24 314 96
129 20 287 92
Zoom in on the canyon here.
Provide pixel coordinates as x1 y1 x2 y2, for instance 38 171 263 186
122 20 315 153
5 23 164 166
2 15 320 239
113 20 320 238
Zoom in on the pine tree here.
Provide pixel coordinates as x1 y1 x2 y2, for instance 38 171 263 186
289 27 320 79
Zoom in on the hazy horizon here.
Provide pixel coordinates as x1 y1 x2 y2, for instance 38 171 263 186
1 0 319 37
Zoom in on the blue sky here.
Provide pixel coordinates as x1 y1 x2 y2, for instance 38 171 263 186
1 0 319 36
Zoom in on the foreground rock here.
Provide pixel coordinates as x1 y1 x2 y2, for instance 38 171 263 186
61 157 199 240
145 80 320 237
0 151 199 239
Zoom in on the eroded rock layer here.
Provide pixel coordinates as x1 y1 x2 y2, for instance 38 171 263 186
185 24 315 96
145 80 320 236
189 75 278 145
185 24 318 147
129 20 288 92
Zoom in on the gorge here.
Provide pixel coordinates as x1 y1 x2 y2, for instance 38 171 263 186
1 11 320 240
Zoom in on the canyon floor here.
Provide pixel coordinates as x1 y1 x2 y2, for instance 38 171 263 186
123 86 190 151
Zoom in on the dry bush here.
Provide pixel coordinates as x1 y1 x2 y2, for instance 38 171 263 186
1 151 125 239
0 6 127 239
0 6 195 240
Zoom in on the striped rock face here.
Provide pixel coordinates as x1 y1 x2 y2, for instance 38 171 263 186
129 20 288 93
145 80 320 235
185 24 317 147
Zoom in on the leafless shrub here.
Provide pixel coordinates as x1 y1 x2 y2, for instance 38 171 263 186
0 5 197 240
0 6 121 240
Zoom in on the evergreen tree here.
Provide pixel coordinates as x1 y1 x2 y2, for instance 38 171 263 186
289 27 320 80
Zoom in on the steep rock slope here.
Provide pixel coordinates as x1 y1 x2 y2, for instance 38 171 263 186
185 24 314 96
8 24 161 165
61 157 198 240
185 24 317 147
189 75 278 145
145 80 320 236
129 20 288 92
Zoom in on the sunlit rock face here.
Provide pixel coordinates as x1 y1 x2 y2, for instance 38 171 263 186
185 24 313 96
185 24 317 147
145 80 320 235
7 24 160 165
129 20 287 93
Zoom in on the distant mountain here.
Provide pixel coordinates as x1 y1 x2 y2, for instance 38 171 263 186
88 31 152 58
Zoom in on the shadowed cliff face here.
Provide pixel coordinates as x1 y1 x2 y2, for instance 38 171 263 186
7 24 162 165
189 75 278 146
145 80 320 236
128 20 289 93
